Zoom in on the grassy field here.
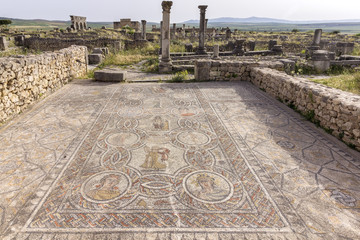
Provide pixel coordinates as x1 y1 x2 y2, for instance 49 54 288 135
309 72 360 95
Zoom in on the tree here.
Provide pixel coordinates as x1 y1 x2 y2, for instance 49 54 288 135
0 19 12 25
0 19 12 28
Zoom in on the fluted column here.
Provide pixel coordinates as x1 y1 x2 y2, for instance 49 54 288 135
197 5 208 55
159 1 173 73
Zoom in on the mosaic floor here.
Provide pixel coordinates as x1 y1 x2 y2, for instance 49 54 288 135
0 80 359 240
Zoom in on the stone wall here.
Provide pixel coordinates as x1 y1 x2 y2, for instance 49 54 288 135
194 59 284 81
24 37 121 52
194 60 360 150
250 68 360 150
0 46 87 123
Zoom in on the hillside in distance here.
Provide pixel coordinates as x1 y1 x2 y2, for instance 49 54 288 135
184 16 360 24
2 17 360 33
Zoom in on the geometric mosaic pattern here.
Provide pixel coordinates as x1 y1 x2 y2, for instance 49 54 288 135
24 85 292 232
1 81 359 239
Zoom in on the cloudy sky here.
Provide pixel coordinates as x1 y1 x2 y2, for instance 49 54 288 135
1 0 359 22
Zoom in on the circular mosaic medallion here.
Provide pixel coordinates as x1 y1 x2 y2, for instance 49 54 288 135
170 128 218 150
185 149 215 167
177 131 210 145
107 132 139 147
100 129 146 150
72 168 140 210
81 171 131 203
183 171 233 204
175 167 244 211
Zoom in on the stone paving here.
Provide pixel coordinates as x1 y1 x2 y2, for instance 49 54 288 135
0 79 359 240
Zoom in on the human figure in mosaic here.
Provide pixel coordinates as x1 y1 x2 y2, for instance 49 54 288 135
193 173 229 201
141 146 170 170
86 174 121 201
153 116 169 130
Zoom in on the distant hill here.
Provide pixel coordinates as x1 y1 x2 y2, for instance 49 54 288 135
0 17 157 30
184 16 360 24
1 17 360 33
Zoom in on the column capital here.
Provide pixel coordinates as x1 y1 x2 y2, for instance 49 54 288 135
198 5 208 13
141 20 147 24
162 1 173 12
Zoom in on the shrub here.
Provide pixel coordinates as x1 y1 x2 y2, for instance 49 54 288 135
171 70 189 82
0 19 12 27
291 29 299 33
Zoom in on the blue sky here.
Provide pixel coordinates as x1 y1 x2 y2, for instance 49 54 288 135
1 0 359 22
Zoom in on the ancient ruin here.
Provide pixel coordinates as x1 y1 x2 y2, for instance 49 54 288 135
70 15 87 31
113 18 140 31
159 1 173 73
0 2 360 240
196 5 208 55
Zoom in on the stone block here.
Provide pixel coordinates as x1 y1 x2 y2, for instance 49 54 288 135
94 69 126 82
88 54 103 65
0 37 8 51
14 35 25 46
195 60 211 81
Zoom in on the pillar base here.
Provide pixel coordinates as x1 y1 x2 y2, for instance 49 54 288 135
159 61 173 73
196 48 207 55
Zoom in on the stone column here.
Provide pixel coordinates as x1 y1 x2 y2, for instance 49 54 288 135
226 28 232 40
159 21 163 54
141 20 147 40
172 23 176 38
0 37 8 51
213 45 220 59
312 29 322 46
197 5 208 55
268 40 277 50
159 1 173 73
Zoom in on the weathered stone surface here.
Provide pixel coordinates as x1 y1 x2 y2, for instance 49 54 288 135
88 53 103 64
0 80 359 240
0 45 87 123
159 1 173 73
94 69 126 82
250 67 360 150
0 36 8 51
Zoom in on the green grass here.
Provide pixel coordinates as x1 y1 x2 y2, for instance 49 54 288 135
170 70 189 82
99 43 158 67
0 47 42 57
309 72 360 95
142 58 159 72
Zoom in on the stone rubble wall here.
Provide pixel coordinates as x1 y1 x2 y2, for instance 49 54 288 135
194 60 360 150
0 45 87 123
195 59 284 81
251 68 360 150
24 37 121 52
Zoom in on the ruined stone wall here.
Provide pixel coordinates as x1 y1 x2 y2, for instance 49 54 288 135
250 68 360 150
24 37 120 51
0 46 87 123
194 60 284 81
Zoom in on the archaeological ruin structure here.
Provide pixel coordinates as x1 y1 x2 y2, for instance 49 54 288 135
70 15 87 31
113 19 140 31
159 1 173 73
196 5 208 55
